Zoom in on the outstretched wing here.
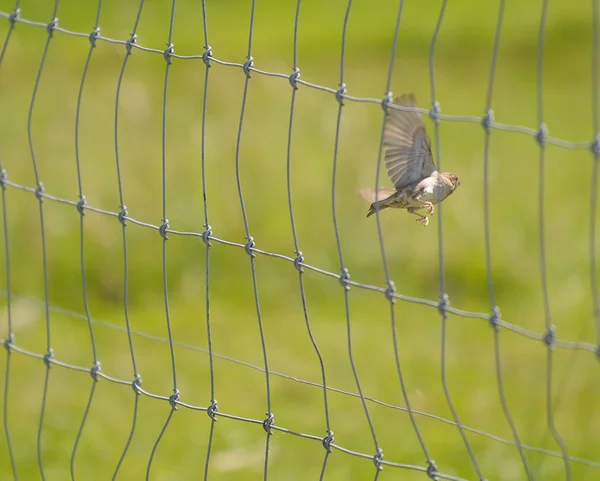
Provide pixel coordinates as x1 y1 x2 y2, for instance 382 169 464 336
383 93 436 190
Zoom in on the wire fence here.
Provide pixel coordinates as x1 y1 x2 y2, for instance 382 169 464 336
1 0 599 480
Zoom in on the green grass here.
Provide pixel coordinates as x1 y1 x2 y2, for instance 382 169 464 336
1 0 600 479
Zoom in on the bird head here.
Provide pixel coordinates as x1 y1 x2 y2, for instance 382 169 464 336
442 172 461 192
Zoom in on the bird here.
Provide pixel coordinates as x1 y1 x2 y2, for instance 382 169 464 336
359 93 460 226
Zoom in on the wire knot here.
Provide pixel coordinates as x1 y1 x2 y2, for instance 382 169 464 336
8 8 20 26
381 91 393 113
0 169 7 190
293 251 304 272
76 195 86 216
336 83 347 105
35 182 45 202
482 108 495 133
131 374 142 395
262 413 274 434
373 448 384 470
339 268 350 290
202 45 212 68
202 224 212 246
322 431 334 452
543 326 556 349
159 218 169 240
385 280 396 303
289 68 300 89
88 27 100 47
242 56 254 78
118 206 128 226
207 399 218 421
125 33 137 54
169 390 180 410
489 306 501 331
426 459 438 480
163 43 174 65
429 101 441 124
438 293 449 316
536 123 548 147
591 134 600 156
90 361 101 381
43 348 54 367
3 334 14 352
244 236 256 258
46 18 58 37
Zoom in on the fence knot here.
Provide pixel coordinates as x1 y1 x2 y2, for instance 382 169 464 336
482 108 495 133
125 34 137 55
373 448 384 470
131 374 142 395
426 459 438 480
159 218 169 240
322 431 334 452
8 8 20 26
489 306 501 331
244 236 256 258
339 268 350 290
438 293 449 316
43 348 54 367
201 224 212 246
381 91 393 113
0 169 7 190
289 68 300 90
163 43 174 65
35 182 45 202
118 205 128 226
3 334 14 352
429 101 441 124
335 83 347 105
46 18 58 37
76 195 86 216
88 27 100 47
293 251 304 272
543 326 556 349
169 389 180 410
262 412 274 434
242 56 254 78
591 134 600 156
536 123 548 147
90 361 101 381
207 399 218 421
202 45 212 68
385 280 396 303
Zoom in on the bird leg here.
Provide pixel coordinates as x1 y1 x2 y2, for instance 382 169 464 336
407 208 429 226
420 201 434 215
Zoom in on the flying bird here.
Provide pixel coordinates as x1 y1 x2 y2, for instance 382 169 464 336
359 93 460 226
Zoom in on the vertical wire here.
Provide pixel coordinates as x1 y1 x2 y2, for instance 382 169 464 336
199 0 217 479
331 0 382 467
147 1 179 478
0 1 21 478
111 1 146 477
233 1 274 479
483 1 533 479
285 0 334 478
70 3 103 479
428 0 484 478
27 2 60 479
372 0 440 476
535 0 571 478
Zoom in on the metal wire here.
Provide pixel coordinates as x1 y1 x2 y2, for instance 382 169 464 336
1 4 600 481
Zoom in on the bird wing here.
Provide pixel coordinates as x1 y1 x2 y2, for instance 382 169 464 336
383 93 436 190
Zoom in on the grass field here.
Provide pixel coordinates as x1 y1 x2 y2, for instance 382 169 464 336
1 0 600 479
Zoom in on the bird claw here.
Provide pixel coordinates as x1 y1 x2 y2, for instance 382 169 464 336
421 202 434 215
416 216 429 226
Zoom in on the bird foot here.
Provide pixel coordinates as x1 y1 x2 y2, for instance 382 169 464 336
421 202 434 215
416 216 429 226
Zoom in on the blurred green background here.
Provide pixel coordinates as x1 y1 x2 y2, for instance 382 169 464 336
1 0 600 479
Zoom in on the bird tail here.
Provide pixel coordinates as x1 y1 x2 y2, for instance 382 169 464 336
359 188 396 218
